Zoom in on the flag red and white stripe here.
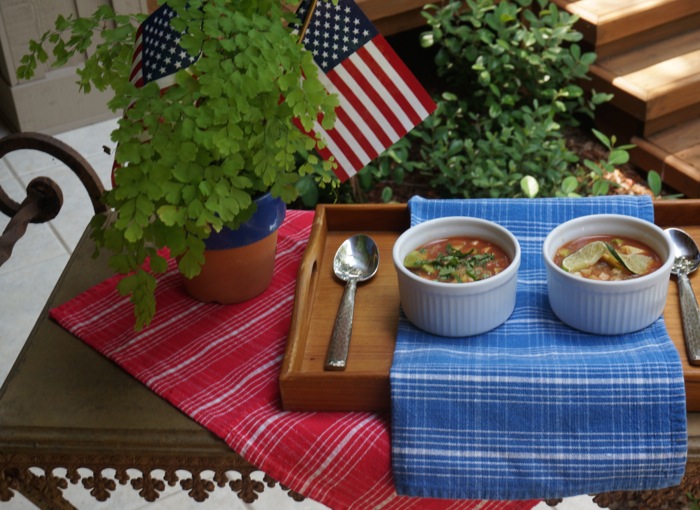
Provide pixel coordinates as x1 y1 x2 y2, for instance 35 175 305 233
296 0 436 182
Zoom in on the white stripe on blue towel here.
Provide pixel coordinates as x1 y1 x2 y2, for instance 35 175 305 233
390 196 687 500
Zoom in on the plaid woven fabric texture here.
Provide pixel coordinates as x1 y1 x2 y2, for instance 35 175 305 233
390 196 688 500
50 209 538 510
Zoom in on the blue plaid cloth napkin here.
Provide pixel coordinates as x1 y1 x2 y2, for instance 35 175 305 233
390 196 687 500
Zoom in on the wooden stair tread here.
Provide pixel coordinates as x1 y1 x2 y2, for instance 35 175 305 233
645 118 700 168
549 1 700 196
357 0 431 34
631 117 700 197
552 0 700 46
358 0 428 19
591 29 700 123
597 31 700 94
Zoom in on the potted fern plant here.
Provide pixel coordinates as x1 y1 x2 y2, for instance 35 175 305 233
18 0 339 329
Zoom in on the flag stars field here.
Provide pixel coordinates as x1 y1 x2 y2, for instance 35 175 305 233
132 4 198 88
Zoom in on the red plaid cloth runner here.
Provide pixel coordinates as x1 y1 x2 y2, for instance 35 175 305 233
50 209 539 510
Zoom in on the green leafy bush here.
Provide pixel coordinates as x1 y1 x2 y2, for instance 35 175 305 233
354 0 613 201
555 129 635 197
551 130 672 199
422 0 610 198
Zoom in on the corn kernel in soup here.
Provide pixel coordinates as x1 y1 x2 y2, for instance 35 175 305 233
403 236 510 283
554 235 662 281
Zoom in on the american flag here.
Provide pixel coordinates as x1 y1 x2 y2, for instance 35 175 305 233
113 3 199 184
129 3 199 89
295 0 436 182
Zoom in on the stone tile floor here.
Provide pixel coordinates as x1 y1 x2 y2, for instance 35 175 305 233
0 119 603 509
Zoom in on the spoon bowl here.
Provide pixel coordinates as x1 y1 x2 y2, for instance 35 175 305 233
666 228 700 365
325 234 379 371
667 228 700 275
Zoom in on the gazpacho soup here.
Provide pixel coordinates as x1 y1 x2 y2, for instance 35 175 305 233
403 236 510 283
554 235 662 281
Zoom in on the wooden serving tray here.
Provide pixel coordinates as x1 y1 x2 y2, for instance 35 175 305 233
279 201 700 412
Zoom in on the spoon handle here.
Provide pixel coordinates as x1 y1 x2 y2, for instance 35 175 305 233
678 273 700 365
325 278 358 371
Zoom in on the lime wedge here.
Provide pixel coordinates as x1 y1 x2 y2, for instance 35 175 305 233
605 243 653 275
615 251 653 275
561 241 607 272
403 250 427 268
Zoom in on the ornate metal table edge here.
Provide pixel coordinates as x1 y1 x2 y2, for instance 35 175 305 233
4 455 700 510
0 451 305 508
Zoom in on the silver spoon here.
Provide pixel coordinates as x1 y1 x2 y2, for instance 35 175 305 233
325 234 379 371
666 228 700 365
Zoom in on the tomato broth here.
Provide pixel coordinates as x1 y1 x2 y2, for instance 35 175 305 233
403 236 510 283
554 235 662 281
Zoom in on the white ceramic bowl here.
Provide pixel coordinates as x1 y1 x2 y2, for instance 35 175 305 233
392 216 521 337
542 214 674 335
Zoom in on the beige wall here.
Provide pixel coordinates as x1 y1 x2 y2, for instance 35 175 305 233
0 0 148 134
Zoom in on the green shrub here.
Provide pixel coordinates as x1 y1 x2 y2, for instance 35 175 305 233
355 0 612 201
422 0 611 198
555 129 636 197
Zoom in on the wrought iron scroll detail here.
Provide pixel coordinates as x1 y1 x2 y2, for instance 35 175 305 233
0 177 64 267
6 453 700 508
0 132 106 267
0 452 307 507
0 132 106 216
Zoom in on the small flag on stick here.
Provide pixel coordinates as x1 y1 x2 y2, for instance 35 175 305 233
112 3 199 185
129 3 199 89
295 0 436 182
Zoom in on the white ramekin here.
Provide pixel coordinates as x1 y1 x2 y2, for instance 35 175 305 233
392 216 521 337
542 214 674 335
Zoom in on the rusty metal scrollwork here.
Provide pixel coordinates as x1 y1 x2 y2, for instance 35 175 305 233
0 132 106 267
0 452 306 507
0 132 106 216
0 177 63 266
7 452 700 508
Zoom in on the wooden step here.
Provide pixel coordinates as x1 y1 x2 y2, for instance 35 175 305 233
630 117 700 197
357 0 431 35
588 28 700 136
552 0 700 54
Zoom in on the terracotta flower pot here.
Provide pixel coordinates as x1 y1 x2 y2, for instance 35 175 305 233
182 193 286 304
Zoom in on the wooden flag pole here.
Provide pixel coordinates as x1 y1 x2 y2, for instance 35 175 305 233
297 0 319 44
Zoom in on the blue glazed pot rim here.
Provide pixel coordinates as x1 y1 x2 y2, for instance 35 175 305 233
204 193 286 250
